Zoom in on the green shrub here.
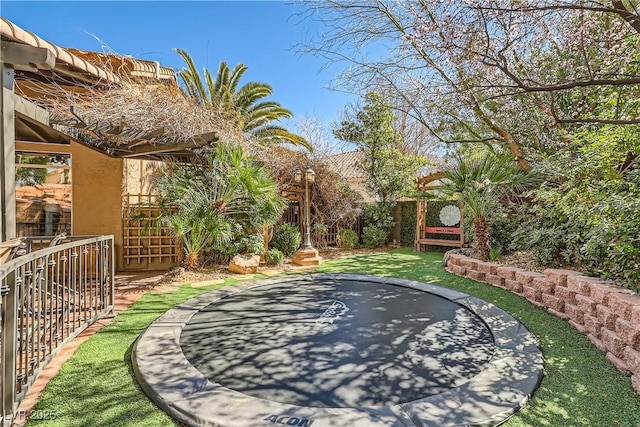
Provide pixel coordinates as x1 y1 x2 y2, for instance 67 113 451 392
362 226 387 248
270 223 301 256
239 234 265 255
581 195 640 289
400 201 416 246
489 245 503 261
265 248 284 266
364 202 395 234
338 228 359 248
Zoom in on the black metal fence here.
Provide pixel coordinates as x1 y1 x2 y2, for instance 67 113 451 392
0 235 115 426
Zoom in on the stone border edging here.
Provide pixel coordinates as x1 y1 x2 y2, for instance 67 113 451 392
445 253 640 394
132 273 543 427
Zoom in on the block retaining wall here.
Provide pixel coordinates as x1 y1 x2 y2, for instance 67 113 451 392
446 253 640 395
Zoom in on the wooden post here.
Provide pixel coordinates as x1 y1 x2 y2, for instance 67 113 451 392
1 64 16 241
1 44 55 242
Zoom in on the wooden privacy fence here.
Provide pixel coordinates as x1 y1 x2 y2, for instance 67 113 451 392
0 235 115 426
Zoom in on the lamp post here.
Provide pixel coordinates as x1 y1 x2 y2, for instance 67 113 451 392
294 167 316 249
292 167 321 266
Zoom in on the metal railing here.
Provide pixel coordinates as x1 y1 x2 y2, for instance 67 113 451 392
0 235 115 426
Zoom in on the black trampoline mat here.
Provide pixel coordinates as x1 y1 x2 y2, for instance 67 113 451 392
180 278 495 408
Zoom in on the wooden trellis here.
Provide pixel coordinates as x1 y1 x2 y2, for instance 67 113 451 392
415 172 465 251
122 194 178 268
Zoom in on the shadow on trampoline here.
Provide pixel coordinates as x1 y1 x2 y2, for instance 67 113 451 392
132 274 543 427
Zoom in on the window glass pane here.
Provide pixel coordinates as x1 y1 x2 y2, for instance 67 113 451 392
15 152 72 236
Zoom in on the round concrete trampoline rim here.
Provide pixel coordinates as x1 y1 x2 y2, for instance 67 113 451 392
132 273 544 427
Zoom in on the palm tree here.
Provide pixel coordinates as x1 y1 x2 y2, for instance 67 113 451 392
152 143 286 267
442 152 543 261
175 49 310 150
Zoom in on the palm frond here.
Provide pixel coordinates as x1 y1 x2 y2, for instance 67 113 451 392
174 48 208 105
227 63 248 94
251 125 311 150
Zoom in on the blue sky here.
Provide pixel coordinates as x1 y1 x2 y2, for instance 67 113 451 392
1 1 358 145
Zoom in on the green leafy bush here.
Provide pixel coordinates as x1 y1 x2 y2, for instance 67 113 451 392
265 248 284 266
364 202 395 234
338 228 359 248
239 234 265 255
400 201 416 247
489 245 503 261
270 223 301 257
362 226 387 248
509 127 640 290
581 194 640 288
488 206 520 254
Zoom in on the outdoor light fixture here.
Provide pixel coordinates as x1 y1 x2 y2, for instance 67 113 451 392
305 167 315 184
291 166 321 266
300 167 315 249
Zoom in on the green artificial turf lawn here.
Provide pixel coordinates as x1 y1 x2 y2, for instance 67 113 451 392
28 249 640 426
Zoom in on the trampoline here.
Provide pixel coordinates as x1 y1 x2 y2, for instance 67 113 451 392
133 273 543 427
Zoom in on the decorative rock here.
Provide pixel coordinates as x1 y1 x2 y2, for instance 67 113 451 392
259 269 281 277
228 254 261 274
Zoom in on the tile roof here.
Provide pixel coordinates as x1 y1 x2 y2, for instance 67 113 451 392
322 150 365 179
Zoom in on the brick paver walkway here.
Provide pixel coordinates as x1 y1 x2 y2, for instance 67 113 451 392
14 271 166 425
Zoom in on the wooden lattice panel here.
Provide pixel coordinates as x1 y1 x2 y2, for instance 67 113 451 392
122 194 178 268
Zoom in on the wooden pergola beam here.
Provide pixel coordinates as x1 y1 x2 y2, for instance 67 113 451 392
118 131 218 158
0 42 55 70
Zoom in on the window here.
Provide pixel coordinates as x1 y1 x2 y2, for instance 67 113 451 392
15 152 72 236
